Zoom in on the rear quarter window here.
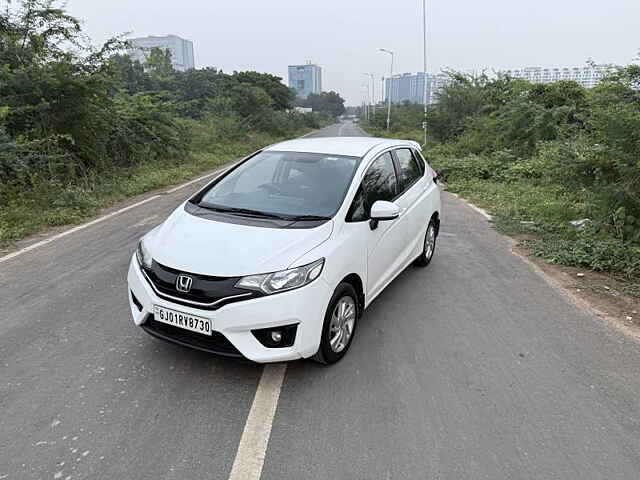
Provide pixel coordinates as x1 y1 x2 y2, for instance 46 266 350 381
395 148 423 193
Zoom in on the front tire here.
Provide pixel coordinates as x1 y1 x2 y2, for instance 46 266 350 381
313 283 358 365
414 218 437 267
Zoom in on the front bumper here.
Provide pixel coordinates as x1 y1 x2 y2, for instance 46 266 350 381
127 256 331 363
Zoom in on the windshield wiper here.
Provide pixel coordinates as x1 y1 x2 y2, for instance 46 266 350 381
198 202 330 222
289 215 331 221
198 203 293 220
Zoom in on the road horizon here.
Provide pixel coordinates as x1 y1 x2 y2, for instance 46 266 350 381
2 121 640 480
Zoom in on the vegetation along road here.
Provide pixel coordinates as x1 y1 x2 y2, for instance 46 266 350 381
2 122 640 480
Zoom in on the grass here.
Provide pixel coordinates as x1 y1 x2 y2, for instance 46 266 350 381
435 175 640 294
359 122 640 294
0 129 308 247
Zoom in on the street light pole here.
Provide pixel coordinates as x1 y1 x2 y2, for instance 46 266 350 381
362 84 370 121
380 48 394 130
364 73 375 116
366 84 370 121
422 0 428 146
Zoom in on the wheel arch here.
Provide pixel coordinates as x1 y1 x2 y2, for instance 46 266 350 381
431 211 440 236
340 273 365 317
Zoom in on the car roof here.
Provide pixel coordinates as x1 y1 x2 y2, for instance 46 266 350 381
264 137 420 158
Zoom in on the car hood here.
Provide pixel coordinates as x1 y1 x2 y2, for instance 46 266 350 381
145 205 333 277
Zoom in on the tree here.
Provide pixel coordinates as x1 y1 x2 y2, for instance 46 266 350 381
144 47 174 81
231 71 295 111
0 0 186 183
228 84 273 119
109 54 152 94
425 73 489 141
299 91 346 117
170 67 226 118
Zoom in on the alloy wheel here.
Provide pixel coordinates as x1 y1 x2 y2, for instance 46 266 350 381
329 296 356 353
424 223 436 260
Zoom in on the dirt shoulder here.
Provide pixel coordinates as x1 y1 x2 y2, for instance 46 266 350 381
511 239 640 340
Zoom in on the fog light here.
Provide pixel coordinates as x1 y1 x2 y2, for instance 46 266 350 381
271 331 283 343
252 324 298 348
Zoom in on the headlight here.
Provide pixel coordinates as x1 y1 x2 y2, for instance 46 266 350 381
136 239 153 269
235 258 324 295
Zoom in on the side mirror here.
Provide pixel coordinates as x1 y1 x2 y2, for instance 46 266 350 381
369 200 400 230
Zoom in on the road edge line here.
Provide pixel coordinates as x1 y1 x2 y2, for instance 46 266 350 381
0 165 233 265
0 194 160 265
447 192 493 220
228 364 287 480
511 245 640 343
0 126 332 264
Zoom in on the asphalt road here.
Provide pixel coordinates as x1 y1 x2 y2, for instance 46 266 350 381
2 121 640 480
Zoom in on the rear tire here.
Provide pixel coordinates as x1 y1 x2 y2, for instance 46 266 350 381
312 283 358 365
414 218 437 267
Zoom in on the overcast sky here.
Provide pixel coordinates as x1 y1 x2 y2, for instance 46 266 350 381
65 0 639 105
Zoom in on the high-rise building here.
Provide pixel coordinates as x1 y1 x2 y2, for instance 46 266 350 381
502 64 614 88
384 73 449 104
288 63 322 98
128 35 195 71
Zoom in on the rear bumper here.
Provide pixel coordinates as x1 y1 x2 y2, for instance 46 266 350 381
127 256 331 363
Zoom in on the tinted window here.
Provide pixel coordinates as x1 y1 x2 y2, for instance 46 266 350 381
412 149 426 174
199 151 360 218
347 152 397 221
395 149 423 193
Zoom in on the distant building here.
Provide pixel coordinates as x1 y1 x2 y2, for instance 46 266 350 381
385 72 449 104
288 63 322 98
128 35 195 71
502 64 614 89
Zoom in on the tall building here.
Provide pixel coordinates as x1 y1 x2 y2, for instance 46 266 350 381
288 63 322 98
128 35 195 71
384 72 449 104
502 65 614 89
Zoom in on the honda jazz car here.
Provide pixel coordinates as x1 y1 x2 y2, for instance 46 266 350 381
127 137 441 364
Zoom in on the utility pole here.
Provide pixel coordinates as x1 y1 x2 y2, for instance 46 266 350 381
365 83 371 122
364 73 375 117
422 0 428 146
362 85 370 121
380 49 394 130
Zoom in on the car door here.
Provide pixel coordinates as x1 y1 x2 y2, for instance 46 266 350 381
347 151 406 299
393 147 436 257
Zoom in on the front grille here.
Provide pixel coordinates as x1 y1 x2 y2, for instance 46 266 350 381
142 260 261 310
142 315 242 357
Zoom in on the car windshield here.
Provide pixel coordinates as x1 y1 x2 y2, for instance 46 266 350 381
198 150 361 219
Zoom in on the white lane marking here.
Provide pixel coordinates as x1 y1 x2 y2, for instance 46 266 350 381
228 364 287 480
0 194 160 265
0 164 234 265
448 193 493 220
165 169 224 194
467 202 493 220
0 128 330 264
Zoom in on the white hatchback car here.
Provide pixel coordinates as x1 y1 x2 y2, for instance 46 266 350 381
127 137 441 364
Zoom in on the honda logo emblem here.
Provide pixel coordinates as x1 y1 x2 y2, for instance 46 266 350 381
176 274 193 293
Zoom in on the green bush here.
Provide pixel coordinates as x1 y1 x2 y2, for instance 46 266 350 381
412 66 640 283
528 229 640 277
0 0 327 246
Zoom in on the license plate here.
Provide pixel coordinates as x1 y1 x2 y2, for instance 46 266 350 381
153 305 212 336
